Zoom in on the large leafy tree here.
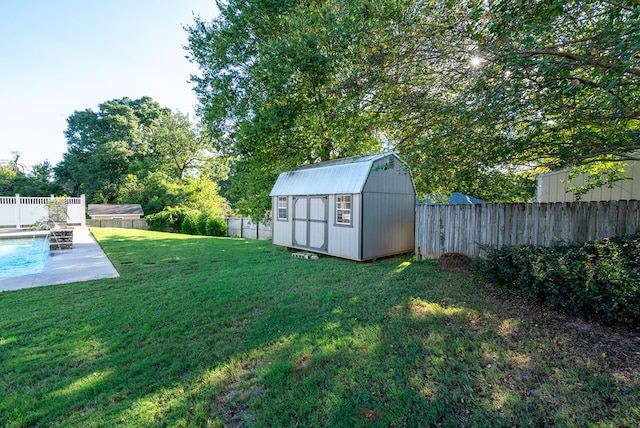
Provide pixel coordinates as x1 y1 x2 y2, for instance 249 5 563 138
187 0 638 206
117 172 229 217
481 0 640 197
483 0 639 166
55 96 227 213
0 161 63 196
341 0 519 200
186 0 384 218
55 97 168 202
361 0 639 199
146 112 209 181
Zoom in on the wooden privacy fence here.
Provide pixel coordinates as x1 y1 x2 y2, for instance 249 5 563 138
86 219 148 230
415 200 640 260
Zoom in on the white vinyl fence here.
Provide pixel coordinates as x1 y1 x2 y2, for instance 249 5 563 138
225 216 272 240
0 195 86 228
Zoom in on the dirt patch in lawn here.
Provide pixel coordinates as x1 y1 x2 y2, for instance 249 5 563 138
484 284 640 383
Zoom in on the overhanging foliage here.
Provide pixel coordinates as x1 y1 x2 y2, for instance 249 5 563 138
188 0 639 212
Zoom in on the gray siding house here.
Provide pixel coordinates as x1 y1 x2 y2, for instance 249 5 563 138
537 160 640 202
270 153 416 261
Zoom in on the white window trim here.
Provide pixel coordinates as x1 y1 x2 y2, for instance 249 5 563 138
336 194 352 226
277 196 288 221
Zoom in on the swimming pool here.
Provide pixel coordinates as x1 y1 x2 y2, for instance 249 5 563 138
0 237 50 278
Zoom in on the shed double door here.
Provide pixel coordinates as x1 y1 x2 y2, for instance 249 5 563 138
292 196 328 252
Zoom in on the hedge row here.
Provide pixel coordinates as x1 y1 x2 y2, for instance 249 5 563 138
476 234 640 331
146 206 227 237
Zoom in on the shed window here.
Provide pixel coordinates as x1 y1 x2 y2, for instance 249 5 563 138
336 195 351 225
277 197 288 220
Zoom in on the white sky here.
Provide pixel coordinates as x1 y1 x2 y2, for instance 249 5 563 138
0 0 219 169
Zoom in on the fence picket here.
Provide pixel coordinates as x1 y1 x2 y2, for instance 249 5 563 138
628 200 640 235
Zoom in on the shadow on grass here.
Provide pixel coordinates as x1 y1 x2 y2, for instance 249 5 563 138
0 229 638 426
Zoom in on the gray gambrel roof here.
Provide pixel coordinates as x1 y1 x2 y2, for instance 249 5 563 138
87 204 144 216
270 153 401 196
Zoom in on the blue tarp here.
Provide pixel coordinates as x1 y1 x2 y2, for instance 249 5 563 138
421 192 486 205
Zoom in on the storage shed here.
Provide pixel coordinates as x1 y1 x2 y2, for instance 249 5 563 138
270 153 416 261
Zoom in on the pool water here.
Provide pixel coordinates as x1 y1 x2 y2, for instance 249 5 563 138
0 237 50 278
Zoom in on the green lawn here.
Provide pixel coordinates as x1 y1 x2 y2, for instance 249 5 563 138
1 228 638 427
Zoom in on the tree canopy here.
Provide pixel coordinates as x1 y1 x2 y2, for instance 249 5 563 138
371 0 640 198
0 161 63 196
187 0 385 217
55 96 229 216
56 97 166 203
187 0 639 212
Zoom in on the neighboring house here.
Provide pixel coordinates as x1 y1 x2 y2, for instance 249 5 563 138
537 160 640 203
270 153 416 261
422 192 486 205
87 204 144 220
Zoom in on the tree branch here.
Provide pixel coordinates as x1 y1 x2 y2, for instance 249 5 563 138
601 0 635 12
517 50 640 77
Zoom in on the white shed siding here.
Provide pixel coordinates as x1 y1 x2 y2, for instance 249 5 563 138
328 194 362 260
272 196 292 246
364 157 416 196
537 161 640 202
327 194 361 260
361 157 415 259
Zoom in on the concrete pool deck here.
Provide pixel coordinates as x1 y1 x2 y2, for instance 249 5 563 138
0 227 119 292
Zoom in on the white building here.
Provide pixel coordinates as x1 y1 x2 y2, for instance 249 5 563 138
270 153 416 261
537 161 640 202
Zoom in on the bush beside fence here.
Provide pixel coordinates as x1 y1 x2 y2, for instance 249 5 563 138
476 235 640 331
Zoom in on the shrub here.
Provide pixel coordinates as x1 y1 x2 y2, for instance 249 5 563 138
476 235 640 331
146 206 191 232
180 211 199 235
196 211 210 235
475 244 538 290
146 206 228 237
205 217 227 237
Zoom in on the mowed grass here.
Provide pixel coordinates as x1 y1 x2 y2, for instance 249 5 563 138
1 228 638 427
